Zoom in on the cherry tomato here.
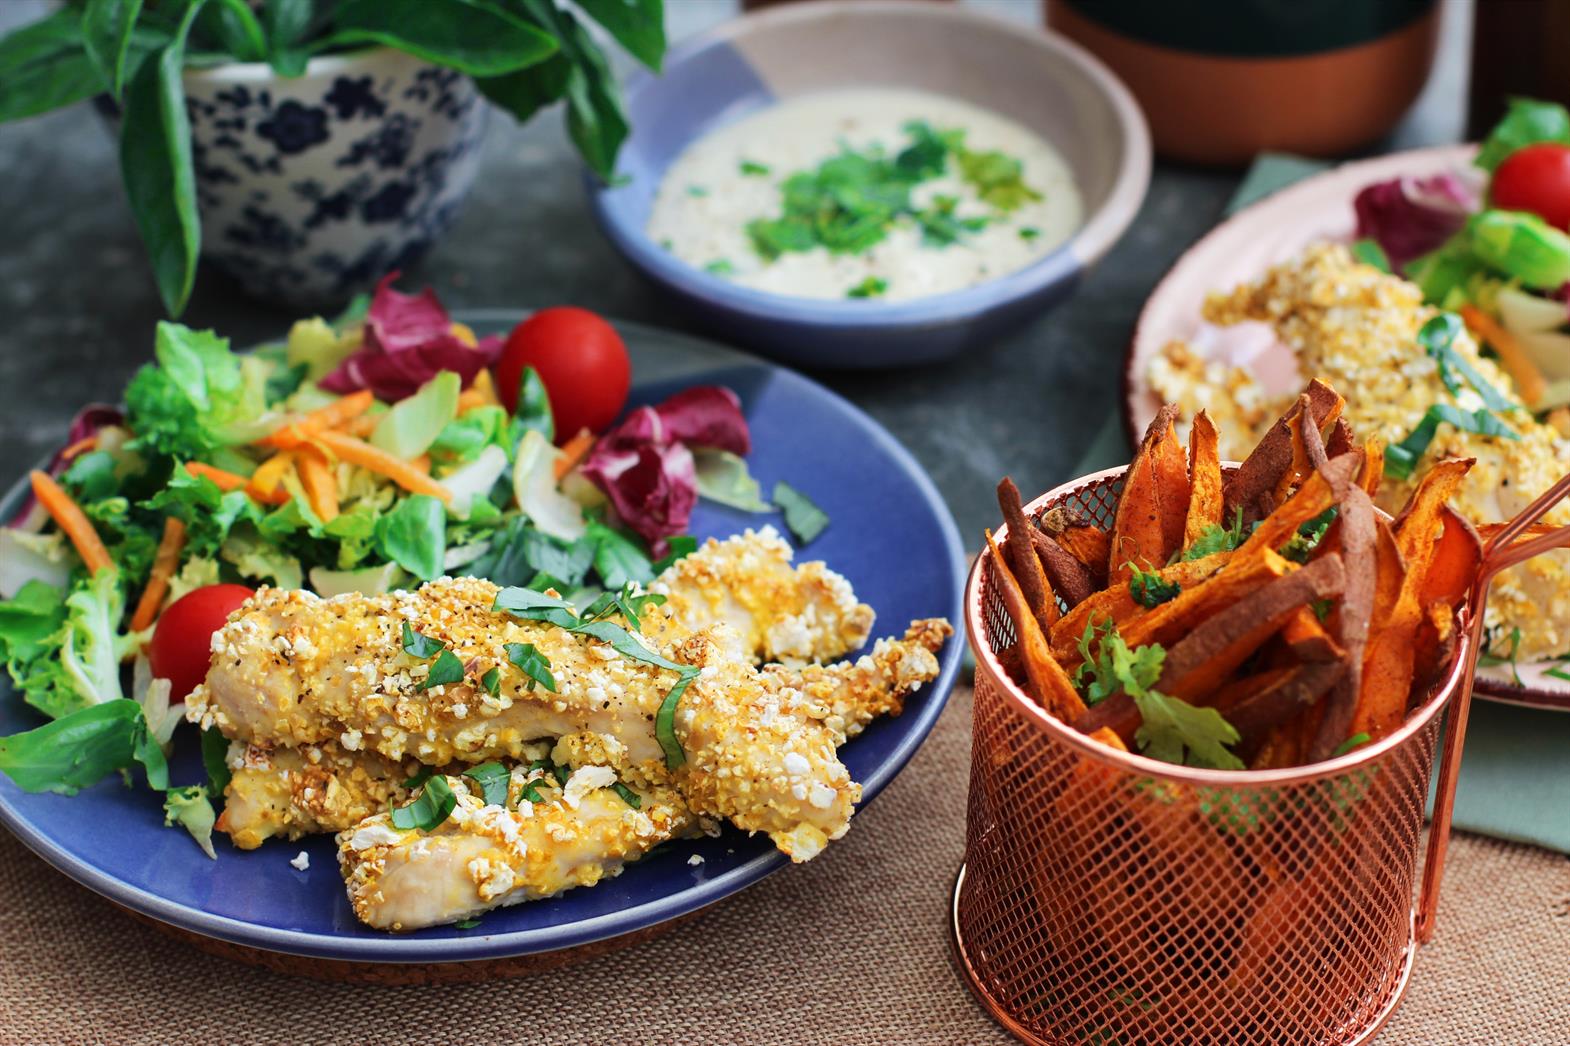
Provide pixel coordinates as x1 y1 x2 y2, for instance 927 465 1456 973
1492 143 1570 231
149 584 255 701
496 307 631 440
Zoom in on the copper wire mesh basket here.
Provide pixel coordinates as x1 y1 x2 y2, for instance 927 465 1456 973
951 465 1570 1046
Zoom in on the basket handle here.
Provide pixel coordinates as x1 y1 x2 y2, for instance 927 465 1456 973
1417 471 1570 943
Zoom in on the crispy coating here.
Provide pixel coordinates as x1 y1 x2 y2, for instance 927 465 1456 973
645 526 875 665
218 741 417 850
1150 244 1570 659
339 774 698 931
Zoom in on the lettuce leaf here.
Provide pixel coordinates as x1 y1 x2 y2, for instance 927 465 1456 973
375 494 447 581
0 698 168 795
371 370 461 460
1476 98 1570 171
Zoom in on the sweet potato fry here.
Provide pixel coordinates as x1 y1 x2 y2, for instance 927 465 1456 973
1055 524 1111 585
1156 553 1346 702
1270 395 1318 503
1278 608 1343 663
1350 459 1473 741
984 529 1087 722
1184 410 1223 548
1027 528 1097 608
1306 485 1377 762
1224 661 1346 743
1117 550 1297 657
1088 726 1128 752
1359 439 1384 498
1233 452 1359 562
1412 601 1459 705
997 478 1059 631
1050 550 1233 662
1418 511 1482 610
1325 416 1355 459
1149 406 1192 555
1110 408 1180 583
1224 380 1344 524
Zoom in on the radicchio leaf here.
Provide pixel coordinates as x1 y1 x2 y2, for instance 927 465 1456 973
321 273 502 401
1353 172 1480 271
10 404 126 529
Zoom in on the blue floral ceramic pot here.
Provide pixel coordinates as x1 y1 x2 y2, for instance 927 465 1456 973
182 47 487 308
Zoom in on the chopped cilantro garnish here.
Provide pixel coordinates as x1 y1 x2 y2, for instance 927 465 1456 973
1018 226 1041 242
1128 565 1181 608
956 147 1042 211
1386 403 1519 480
1418 313 1515 412
462 762 510 807
505 642 557 693
401 621 445 658
391 774 456 831
1279 507 1337 564
704 259 735 276
1073 620 1242 769
420 649 465 690
739 159 771 176
686 185 709 198
1181 507 1246 561
1311 598 1335 622
1331 732 1372 758
846 276 889 299
772 481 830 543
611 781 642 809
913 194 988 247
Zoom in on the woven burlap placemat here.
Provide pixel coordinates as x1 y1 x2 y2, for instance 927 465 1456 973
1 686 1566 1045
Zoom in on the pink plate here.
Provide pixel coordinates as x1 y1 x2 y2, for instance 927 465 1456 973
1121 143 1570 710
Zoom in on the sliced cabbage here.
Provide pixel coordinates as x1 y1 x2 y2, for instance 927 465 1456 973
1496 286 1568 335
309 561 410 598
694 449 771 512
513 429 587 542
0 529 71 599
131 655 181 748
1516 330 1570 383
441 443 508 519
371 370 460 459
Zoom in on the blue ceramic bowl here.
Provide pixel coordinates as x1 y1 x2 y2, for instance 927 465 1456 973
0 312 965 963
588 0 1150 370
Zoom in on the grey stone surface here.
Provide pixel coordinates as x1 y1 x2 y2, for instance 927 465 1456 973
0 0 1471 542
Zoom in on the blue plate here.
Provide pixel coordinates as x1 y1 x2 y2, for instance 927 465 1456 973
587 1 1149 369
0 312 965 962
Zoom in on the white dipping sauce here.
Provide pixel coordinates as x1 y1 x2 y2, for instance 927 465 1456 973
646 88 1083 302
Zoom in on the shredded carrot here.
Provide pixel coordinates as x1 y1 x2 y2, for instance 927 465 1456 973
450 322 478 347
554 428 596 480
344 413 380 438
460 368 501 413
184 461 246 492
456 388 489 414
59 435 99 462
409 454 432 475
29 470 113 574
295 447 340 522
261 389 375 449
314 430 451 502
129 517 187 631
246 451 294 505
1459 304 1548 408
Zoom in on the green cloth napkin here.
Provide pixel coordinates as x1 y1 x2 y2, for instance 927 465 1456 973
1074 153 1570 855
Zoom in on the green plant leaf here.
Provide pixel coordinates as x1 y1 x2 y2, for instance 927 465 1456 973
391 773 457 830
474 51 571 125
1476 98 1570 172
82 0 145 100
587 520 653 590
0 699 167 795
576 0 665 71
772 481 829 544
375 494 447 581
200 726 231 798
194 0 266 62
262 0 312 76
510 0 628 180
119 1 205 316
462 762 510 806
328 0 558 77
504 641 557 692
0 9 108 123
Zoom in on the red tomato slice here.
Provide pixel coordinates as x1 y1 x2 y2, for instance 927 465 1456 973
1493 143 1570 231
496 307 631 440
148 584 255 702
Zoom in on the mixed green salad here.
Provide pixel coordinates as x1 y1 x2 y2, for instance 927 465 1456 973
1354 97 1570 419
0 279 827 854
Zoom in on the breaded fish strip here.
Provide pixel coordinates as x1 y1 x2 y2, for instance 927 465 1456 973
210 623 949 848
218 741 417 850
339 772 697 931
190 579 945 858
644 526 874 665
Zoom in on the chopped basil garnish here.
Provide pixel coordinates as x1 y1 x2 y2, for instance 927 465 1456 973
1418 313 1514 412
421 650 465 690
1480 625 1524 686
656 669 699 769
1386 403 1520 480
612 781 642 809
402 621 445 658
772 481 829 544
552 763 570 787
391 774 456 831
462 762 510 807
481 666 501 696
652 535 698 574
200 727 231 799
1546 665 1570 682
505 642 557 693
453 917 482 930
403 766 434 789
